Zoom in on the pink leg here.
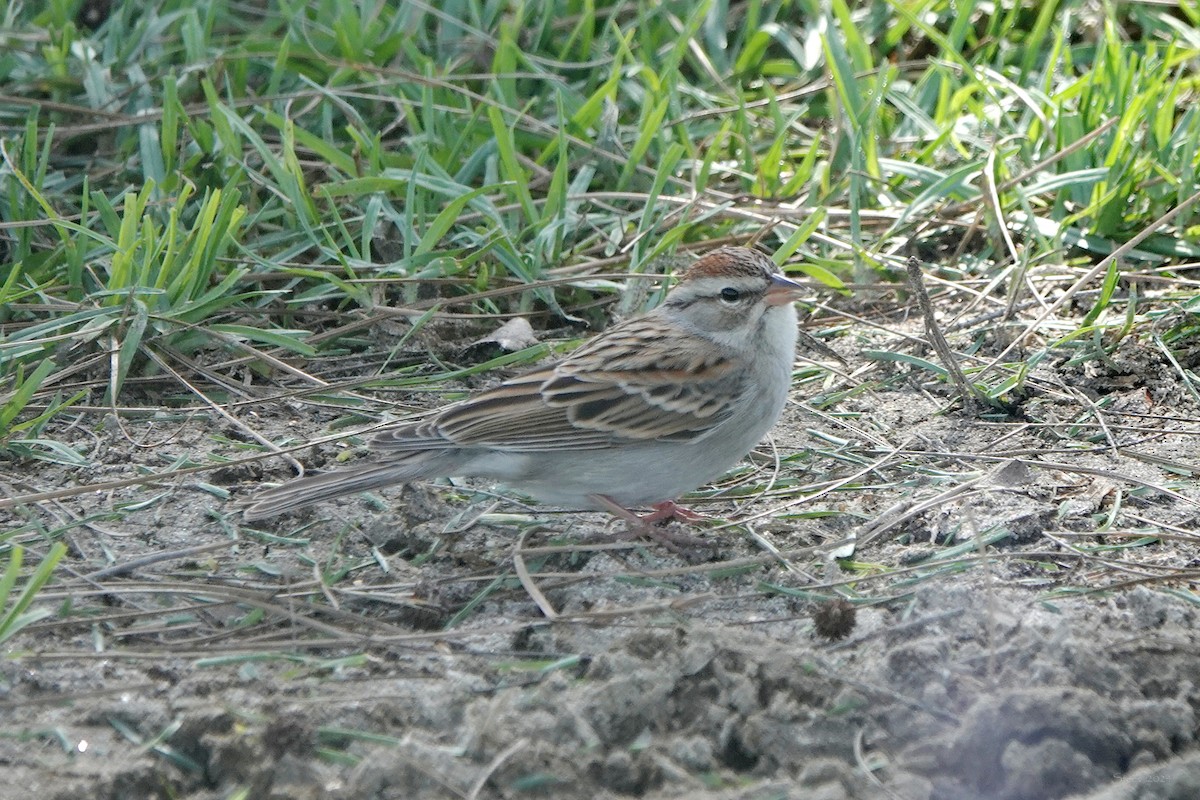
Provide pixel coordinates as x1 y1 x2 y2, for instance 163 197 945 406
586 494 717 556
640 500 709 524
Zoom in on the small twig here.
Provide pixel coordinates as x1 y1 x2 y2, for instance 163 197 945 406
466 738 529 800
982 146 1021 269
740 522 817 580
83 541 235 580
314 562 340 610
797 328 848 365
144 346 306 475
513 528 559 619
1152 333 1200 408
1072 388 1120 456
905 255 989 410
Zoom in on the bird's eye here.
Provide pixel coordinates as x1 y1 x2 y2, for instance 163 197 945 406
719 287 741 303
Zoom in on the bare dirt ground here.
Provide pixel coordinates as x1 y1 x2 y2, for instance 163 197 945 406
3 306 1200 800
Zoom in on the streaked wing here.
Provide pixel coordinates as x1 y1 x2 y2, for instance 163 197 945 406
434 371 623 451
373 316 744 453
555 316 741 432
371 370 619 453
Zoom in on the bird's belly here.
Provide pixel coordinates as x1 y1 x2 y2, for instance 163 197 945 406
512 443 729 508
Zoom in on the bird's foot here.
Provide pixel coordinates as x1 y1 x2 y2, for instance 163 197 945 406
585 494 719 558
639 500 709 525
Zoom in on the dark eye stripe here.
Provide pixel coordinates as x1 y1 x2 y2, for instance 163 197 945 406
663 278 766 309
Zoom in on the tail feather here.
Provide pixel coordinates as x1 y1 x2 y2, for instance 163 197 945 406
242 456 449 520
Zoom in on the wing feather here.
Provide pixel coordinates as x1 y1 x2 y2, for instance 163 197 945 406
372 316 746 453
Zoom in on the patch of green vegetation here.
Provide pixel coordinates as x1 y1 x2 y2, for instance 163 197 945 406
2 1 1198 438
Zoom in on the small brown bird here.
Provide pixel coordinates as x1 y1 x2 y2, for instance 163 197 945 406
244 247 804 526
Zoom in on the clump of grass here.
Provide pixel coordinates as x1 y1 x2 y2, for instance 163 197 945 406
0 543 66 646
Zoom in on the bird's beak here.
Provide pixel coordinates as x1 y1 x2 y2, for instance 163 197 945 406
765 273 806 306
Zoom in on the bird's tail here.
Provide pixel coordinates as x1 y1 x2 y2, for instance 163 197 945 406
242 455 452 520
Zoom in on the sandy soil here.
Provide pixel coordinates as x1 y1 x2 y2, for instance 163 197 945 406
2 310 1199 800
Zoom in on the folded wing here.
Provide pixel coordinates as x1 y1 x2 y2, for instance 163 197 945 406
371 318 743 453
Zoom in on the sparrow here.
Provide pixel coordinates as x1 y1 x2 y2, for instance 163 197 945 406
243 246 804 528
